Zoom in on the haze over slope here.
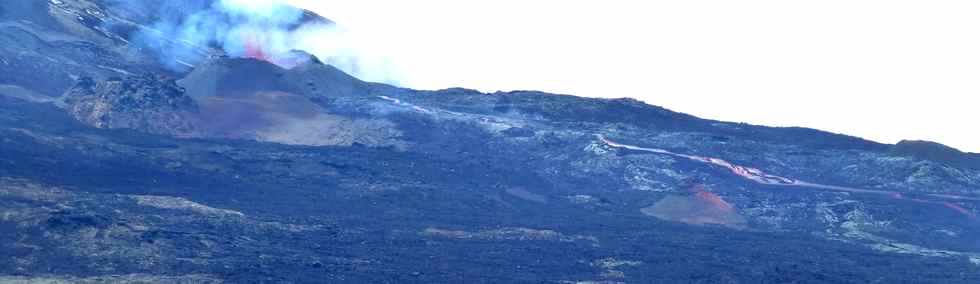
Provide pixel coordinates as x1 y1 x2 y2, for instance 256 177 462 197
286 0 980 152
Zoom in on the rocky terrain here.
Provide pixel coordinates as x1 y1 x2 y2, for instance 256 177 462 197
2 0 980 282
64 74 201 137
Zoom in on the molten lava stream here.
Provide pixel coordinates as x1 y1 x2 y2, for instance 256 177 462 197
597 135 980 220
944 202 977 219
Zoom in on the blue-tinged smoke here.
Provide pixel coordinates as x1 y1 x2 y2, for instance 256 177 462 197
106 0 399 84
121 0 317 71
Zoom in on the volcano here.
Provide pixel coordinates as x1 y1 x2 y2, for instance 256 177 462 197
1 0 979 283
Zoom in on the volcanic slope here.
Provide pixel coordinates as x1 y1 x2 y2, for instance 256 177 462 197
2 0 980 282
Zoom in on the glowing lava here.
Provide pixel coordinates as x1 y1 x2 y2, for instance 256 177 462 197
598 135 979 219
238 32 312 69
243 34 269 61
944 202 977 219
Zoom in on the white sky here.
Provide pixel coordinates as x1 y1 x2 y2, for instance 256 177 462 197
286 0 980 152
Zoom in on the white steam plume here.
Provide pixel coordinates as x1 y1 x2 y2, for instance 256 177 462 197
128 0 398 84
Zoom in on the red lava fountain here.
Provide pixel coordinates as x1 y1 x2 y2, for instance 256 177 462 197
243 34 269 62
239 32 311 69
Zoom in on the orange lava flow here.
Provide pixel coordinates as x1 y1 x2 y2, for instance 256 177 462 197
597 136 980 221
944 202 978 219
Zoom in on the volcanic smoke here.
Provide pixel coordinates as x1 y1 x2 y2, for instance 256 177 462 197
127 0 332 70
